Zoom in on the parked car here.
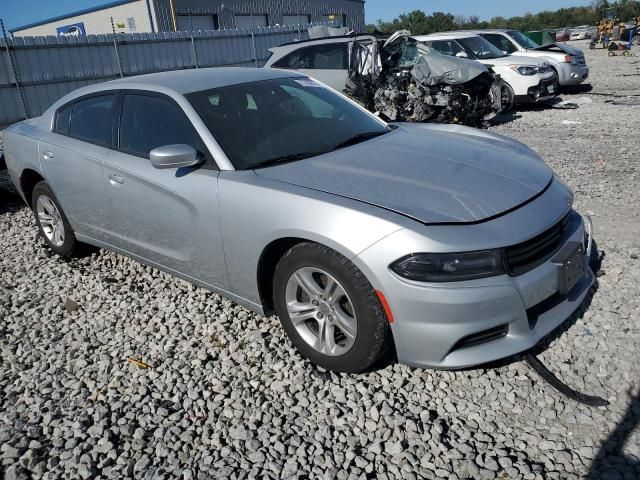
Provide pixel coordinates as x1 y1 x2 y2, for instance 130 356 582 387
264 32 506 126
4 68 594 373
570 27 590 41
554 28 572 42
457 29 589 87
414 32 557 109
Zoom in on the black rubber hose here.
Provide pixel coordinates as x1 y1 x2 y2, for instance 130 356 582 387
525 353 609 407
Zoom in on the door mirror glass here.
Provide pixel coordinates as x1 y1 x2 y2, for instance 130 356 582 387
149 144 201 169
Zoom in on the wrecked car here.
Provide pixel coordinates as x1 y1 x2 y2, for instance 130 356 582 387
264 31 506 126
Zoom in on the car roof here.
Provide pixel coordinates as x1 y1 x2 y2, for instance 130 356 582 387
414 32 480 41
104 67 304 94
449 29 511 34
270 34 376 51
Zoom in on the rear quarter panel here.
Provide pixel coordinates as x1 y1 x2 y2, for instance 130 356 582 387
4 118 48 203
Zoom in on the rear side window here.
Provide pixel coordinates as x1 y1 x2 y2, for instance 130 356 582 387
427 40 465 57
273 47 309 69
69 95 116 146
306 43 348 69
119 94 200 158
54 103 72 134
482 34 517 54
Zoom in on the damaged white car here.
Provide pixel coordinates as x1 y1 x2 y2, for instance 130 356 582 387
415 32 558 109
265 31 507 126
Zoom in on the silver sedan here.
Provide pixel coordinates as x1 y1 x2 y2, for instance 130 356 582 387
4 68 594 372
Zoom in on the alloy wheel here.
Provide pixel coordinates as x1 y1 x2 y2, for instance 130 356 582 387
36 195 65 247
285 267 357 356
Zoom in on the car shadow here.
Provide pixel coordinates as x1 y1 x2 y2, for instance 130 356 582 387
0 174 24 214
487 111 523 127
585 388 640 479
562 83 594 94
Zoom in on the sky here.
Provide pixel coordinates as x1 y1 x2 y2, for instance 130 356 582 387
0 0 594 32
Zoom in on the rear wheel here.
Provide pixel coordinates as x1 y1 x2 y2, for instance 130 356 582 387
273 242 392 373
31 182 79 259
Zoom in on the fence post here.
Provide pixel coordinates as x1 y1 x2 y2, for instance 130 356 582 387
190 35 198 68
1 18 29 119
110 17 124 78
251 30 258 68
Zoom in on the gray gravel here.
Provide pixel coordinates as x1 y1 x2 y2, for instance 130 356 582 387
1 40 639 479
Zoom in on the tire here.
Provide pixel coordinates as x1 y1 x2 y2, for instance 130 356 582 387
273 242 392 373
501 82 515 112
31 181 79 259
550 68 561 96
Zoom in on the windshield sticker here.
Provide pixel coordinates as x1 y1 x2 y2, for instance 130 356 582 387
295 79 323 88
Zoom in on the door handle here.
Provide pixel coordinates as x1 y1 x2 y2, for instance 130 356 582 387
108 174 124 185
43 151 54 160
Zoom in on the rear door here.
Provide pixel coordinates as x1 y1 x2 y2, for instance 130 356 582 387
39 93 116 242
103 91 229 289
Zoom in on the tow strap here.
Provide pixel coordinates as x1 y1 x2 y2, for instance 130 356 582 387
525 353 609 407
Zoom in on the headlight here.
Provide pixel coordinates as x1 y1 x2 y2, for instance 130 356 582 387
390 250 505 282
511 65 539 75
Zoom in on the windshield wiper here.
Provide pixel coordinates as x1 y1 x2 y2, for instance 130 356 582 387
252 152 324 169
330 130 389 151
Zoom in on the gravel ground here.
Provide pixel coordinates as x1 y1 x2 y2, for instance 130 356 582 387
1 40 639 480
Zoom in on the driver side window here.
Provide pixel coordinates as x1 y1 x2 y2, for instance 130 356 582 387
119 94 202 159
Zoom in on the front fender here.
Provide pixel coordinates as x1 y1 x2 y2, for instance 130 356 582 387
218 171 409 306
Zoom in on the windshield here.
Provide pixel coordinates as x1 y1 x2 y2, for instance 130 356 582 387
186 77 389 170
456 36 507 59
507 31 540 49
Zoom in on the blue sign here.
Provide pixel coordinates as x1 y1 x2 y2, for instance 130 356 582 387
56 22 86 37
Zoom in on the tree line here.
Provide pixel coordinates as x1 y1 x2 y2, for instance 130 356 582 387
366 0 640 35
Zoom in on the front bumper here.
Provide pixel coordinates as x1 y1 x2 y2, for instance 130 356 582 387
515 76 558 104
559 64 589 86
356 206 594 369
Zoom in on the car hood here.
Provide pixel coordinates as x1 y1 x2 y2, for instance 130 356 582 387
532 42 584 56
255 124 554 224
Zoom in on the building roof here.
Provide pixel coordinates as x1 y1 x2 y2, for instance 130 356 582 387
10 0 139 33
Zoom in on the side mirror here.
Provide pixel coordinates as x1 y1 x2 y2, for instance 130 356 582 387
455 51 468 58
149 144 201 170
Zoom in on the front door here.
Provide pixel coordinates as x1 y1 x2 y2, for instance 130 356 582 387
103 92 229 290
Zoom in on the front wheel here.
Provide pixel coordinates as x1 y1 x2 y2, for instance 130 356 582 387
501 82 516 112
31 181 79 259
273 242 392 373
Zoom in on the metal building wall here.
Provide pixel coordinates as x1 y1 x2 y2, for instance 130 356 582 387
12 0 156 37
153 0 365 32
0 24 314 126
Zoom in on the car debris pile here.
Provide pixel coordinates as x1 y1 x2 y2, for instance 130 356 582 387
345 31 506 126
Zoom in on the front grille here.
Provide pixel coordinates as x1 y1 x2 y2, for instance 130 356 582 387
505 213 572 276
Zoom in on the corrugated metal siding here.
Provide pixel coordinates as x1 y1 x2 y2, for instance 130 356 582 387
0 24 314 125
155 0 365 32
